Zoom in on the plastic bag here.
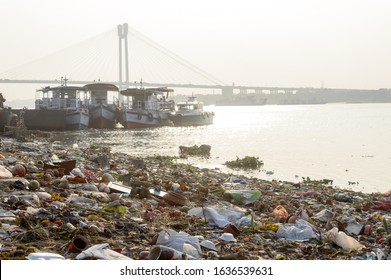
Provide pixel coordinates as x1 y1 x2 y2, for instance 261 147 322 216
188 207 251 228
276 219 317 240
76 243 132 260
156 229 202 258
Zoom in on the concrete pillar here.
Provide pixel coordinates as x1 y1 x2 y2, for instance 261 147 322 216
221 86 234 97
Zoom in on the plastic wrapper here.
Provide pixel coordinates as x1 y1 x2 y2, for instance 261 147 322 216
75 243 132 260
188 207 251 228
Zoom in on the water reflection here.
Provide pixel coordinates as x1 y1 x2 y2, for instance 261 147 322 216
47 104 391 193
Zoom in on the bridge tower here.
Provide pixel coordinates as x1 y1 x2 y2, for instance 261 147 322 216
118 23 130 89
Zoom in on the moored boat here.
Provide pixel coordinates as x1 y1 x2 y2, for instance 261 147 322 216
170 94 214 126
24 78 90 131
84 83 120 129
119 87 175 128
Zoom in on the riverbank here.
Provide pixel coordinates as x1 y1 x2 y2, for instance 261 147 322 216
0 136 390 260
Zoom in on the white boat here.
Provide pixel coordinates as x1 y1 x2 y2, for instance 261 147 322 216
170 95 214 126
84 83 120 129
26 78 90 130
119 87 175 128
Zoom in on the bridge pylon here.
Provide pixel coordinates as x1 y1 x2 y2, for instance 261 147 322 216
118 23 130 105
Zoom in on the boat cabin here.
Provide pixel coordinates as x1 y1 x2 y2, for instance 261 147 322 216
120 87 175 111
83 83 119 106
177 95 204 111
35 86 89 110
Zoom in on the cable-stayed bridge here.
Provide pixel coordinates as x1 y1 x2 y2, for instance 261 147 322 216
0 25 224 88
2 23 388 104
0 23 308 98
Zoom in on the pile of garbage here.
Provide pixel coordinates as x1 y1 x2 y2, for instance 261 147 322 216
0 138 390 260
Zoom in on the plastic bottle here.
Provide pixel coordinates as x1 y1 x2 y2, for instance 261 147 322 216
326 228 364 250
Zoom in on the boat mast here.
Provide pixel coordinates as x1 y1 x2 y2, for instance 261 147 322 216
61 76 68 86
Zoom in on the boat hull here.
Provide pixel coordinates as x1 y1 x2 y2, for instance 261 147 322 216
121 110 172 128
66 109 90 130
89 104 116 129
11 109 89 131
0 108 12 131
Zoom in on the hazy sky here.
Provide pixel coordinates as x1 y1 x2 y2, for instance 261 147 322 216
1 0 391 99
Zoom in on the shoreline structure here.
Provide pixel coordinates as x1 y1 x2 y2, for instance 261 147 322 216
0 136 390 260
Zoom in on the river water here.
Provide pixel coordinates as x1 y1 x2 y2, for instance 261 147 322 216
53 103 391 193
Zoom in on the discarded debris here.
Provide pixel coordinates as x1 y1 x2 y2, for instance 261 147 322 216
0 137 390 260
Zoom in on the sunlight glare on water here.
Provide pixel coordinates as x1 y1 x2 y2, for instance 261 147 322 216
55 103 391 193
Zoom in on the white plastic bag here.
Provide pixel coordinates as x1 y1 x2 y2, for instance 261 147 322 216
188 207 251 228
76 243 132 260
276 219 317 240
156 229 202 258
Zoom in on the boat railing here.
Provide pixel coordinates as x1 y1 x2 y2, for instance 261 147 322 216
60 99 67 108
66 99 77 108
52 98 61 108
145 100 159 111
35 97 86 110
42 98 50 108
83 99 90 107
